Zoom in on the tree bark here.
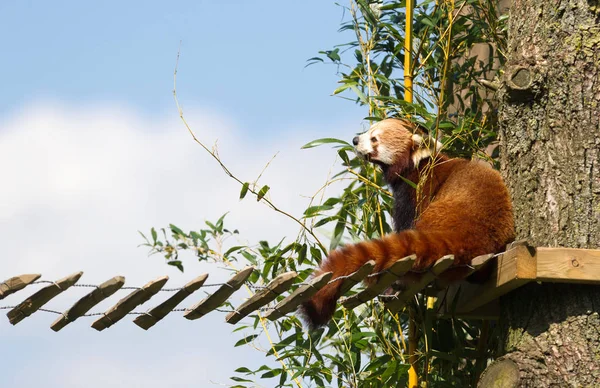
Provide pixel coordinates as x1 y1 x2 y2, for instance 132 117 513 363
479 0 600 386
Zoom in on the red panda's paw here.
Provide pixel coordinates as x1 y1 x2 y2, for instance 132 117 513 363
298 281 340 329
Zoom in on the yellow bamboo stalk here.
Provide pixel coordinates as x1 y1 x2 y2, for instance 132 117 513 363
408 309 418 388
405 0 417 386
404 0 414 104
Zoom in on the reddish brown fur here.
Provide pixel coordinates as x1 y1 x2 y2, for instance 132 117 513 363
299 119 515 328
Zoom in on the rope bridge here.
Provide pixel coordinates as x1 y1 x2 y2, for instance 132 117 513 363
2 241 599 331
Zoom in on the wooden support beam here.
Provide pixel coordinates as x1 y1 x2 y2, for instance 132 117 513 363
0 274 41 300
91 276 169 331
536 247 600 284
438 245 537 316
184 266 255 321
51 276 126 332
226 271 297 324
134 274 209 330
264 272 333 321
385 255 454 313
7 272 83 325
340 255 416 310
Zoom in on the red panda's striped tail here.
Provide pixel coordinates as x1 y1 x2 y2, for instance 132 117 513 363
299 229 472 328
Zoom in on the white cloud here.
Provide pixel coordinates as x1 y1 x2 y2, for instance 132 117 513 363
0 101 356 387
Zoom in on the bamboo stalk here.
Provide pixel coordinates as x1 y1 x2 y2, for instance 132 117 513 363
404 0 417 386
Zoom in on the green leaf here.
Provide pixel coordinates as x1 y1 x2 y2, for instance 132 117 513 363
323 48 340 62
301 138 351 149
260 368 282 379
256 185 270 201
303 205 333 218
234 334 258 347
297 243 307 265
398 175 418 189
239 182 250 199
224 245 245 257
348 84 369 105
169 224 185 236
167 260 183 272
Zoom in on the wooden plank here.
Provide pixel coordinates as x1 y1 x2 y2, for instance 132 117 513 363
434 253 495 289
91 276 169 331
51 276 126 332
536 247 600 284
7 272 83 325
134 274 209 330
0 274 41 300
184 266 255 320
264 272 333 321
438 245 537 315
385 255 455 313
340 255 416 310
339 260 376 295
226 271 297 324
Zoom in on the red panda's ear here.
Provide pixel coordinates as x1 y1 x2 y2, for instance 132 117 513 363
412 133 444 151
411 134 424 150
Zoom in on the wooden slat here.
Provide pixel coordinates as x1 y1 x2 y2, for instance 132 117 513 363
226 271 297 324
536 247 600 284
91 276 169 331
438 245 537 315
184 266 255 321
339 260 376 295
51 276 126 332
340 255 416 310
385 255 455 313
264 272 333 321
0 274 41 300
7 272 83 325
434 253 495 289
134 274 209 330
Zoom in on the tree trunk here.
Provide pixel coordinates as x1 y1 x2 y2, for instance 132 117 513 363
479 0 600 386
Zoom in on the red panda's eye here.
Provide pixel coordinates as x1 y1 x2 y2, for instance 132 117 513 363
371 137 377 143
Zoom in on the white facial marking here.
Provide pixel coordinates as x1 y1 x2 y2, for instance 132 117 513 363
376 143 395 165
354 131 374 157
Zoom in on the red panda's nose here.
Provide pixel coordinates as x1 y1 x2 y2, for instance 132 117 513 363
352 136 359 146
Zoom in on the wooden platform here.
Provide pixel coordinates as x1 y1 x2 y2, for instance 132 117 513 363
437 244 600 319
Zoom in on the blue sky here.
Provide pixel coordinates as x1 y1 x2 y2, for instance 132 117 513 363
0 1 367 387
1 0 363 132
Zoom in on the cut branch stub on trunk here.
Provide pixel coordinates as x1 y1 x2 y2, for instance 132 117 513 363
226 271 297 324
0 274 41 300
91 276 169 332
184 266 255 321
51 276 126 332
385 255 454 314
7 272 83 325
340 255 416 310
264 271 333 321
134 274 209 330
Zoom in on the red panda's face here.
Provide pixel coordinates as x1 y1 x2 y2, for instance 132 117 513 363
353 119 416 166
353 118 442 168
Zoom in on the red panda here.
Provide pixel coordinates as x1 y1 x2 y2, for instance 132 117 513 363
299 118 515 328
